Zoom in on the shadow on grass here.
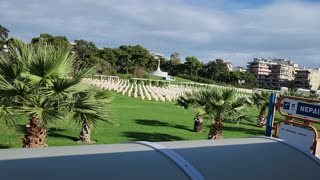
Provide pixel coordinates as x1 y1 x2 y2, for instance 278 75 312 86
135 119 193 132
223 126 265 136
48 128 78 142
15 125 26 134
240 121 259 127
122 132 185 142
0 144 10 149
204 124 265 136
15 126 79 142
135 119 169 126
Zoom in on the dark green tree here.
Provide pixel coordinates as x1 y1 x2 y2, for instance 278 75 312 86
131 45 153 74
31 33 70 49
73 40 99 70
114 46 133 74
0 24 9 51
200 59 229 82
241 72 258 88
97 48 117 74
184 56 202 76
168 52 182 73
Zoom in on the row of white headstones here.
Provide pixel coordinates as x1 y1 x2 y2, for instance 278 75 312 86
82 78 196 102
82 78 252 102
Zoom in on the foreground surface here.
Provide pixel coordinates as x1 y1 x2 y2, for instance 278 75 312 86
0 137 319 180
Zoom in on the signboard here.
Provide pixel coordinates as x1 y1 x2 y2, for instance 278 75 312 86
279 124 315 154
280 98 320 121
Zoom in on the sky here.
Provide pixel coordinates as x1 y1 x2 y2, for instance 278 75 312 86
1 0 320 68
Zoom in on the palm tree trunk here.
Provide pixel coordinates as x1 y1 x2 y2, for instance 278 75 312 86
22 116 48 148
78 121 92 143
194 115 204 132
208 118 223 140
257 111 267 128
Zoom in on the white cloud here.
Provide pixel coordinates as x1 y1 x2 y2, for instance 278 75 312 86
0 0 319 67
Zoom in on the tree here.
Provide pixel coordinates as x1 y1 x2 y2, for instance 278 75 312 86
200 59 229 81
73 40 99 70
171 63 187 75
241 72 258 88
158 56 169 72
71 90 112 143
252 91 271 127
0 39 107 147
184 56 202 76
130 45 153 74
114 46 133 74
97 48 117 75
168 52 181 73
170 52 181 63
31 33 70 49
0 24 9 50
177 89 250 139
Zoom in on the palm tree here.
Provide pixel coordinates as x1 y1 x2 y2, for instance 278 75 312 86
177 88 250 139
0 39 102 147
252 91 270 128
71 90 113 143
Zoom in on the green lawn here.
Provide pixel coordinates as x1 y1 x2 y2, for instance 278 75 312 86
0 91 273 149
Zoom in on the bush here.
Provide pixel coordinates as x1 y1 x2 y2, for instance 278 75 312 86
151 81 159 86
132 68 148 78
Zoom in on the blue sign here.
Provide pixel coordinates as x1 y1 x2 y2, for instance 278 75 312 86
296 102 320 119
283 101 290 110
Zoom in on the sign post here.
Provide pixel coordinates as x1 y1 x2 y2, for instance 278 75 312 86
266 93 277 137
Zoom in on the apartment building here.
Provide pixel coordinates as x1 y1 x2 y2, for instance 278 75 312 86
247 58 274 88
294 69 320 91
268 64 290 89
236 66 246 72
247 58 298 89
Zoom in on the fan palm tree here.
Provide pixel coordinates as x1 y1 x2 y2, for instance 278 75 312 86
177 88 250 139
70 90 113 143
252 91 270 128
0 39 103 147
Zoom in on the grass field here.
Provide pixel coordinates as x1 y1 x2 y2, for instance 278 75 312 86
2 90 319 149
0 91 269 149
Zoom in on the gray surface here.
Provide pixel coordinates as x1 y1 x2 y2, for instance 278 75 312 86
0 137 319 180
0 143 188 180
159 137 320 180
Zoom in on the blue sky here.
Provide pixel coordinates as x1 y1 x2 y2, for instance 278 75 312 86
1 0 320 68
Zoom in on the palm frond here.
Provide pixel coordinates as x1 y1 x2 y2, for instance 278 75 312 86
231 97 247 110
0 105 17 127
9 39 33 67
0 53 23 81
20 95 62 125
52 67 95 95
71 91 114 127
0 75 15 91
25 44 74 84
221 89 235 102
176 92 195 109
226 113 253 125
